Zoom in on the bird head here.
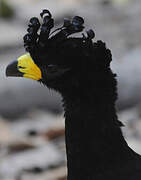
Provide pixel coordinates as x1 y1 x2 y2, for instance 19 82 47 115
6 10 112 93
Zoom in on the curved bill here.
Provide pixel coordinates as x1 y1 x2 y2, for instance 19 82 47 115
6 54 42 81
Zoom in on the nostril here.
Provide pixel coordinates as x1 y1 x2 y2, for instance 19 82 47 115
18 66 26 69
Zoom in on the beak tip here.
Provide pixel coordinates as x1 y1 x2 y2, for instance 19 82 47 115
5 60 23 77
5 64 11 77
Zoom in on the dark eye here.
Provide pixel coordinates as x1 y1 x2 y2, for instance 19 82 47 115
48 64 55 68
47 65 58 73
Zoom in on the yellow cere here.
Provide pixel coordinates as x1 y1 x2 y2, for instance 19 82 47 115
18 53 42 80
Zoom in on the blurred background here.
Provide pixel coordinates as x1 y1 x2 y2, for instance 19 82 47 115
0 0 141 179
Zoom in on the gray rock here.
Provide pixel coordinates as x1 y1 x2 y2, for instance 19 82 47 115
118 107 141 154
112 47 141 109
0 144 63 178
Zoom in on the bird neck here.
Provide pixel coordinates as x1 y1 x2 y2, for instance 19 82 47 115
62 71 132 179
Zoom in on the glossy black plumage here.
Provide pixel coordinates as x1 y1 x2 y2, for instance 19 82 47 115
23 10 141 180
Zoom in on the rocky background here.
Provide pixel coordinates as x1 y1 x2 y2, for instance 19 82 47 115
0 0 141 179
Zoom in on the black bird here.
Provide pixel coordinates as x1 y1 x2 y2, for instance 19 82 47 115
6 10 141 180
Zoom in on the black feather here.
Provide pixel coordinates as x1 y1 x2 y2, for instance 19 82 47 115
23 10 141 180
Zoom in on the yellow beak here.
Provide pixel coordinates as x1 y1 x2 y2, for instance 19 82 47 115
6 53 42 81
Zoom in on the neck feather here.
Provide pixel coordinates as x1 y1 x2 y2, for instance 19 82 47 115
61 69 132 179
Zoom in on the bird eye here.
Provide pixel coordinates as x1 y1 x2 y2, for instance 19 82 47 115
47 65 57 73
47 64 55 68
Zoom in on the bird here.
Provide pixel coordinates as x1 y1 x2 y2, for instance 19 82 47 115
6 9 141 180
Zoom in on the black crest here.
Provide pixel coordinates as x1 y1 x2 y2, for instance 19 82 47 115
23 9 112 68
23 9 95 54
